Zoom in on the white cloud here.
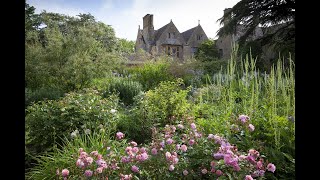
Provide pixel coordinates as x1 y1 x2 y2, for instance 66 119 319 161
27 0 241 41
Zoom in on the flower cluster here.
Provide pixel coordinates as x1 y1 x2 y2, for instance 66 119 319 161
57 115 275 179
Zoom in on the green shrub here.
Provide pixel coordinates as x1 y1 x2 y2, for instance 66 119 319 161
90 76 143 106
25 87 64 107
25 88 120 156
129 60 174 90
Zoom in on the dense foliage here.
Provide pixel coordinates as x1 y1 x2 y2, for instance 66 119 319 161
25 3 294 179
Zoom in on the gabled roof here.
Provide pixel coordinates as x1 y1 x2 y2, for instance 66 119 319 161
154 23 170 41
181 26 197 42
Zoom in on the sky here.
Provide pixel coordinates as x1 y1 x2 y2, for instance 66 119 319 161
27 0 241 41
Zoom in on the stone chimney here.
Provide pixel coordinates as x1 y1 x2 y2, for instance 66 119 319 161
143 14 154 30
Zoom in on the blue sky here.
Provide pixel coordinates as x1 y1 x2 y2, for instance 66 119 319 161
27 0 241 41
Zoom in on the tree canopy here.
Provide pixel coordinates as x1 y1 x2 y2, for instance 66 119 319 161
217 0 295 55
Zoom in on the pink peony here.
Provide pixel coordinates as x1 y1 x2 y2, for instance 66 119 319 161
177 124 184 129
256 160 263 169
131 165 140 173
76 159 85 168
201 168 208 174
61 169 69 177
207 134 214 140
166 138 173 145
210 161 215 167
96 167 103 174
183 170 188 176
267 163 276 173
190 123 196 130
86 157 93 166
116 132 125 140
169 165 175 171
245 175 254 180
151 148 158 155
181 145 188 152
84 170 93 177
140 147 146 153
239 114 250 123
248 124 255 132
216 170 222 176
165 152 171 160
132 147 139 154
189 139 195 146
130 141 137 147
176 144 180 150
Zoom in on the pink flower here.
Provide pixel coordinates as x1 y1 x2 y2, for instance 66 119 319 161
176 144 180 150
132 147 139 153
140 147 146 153
169 165 175 171
239 114 250 123
138 152 149 162
86 157 93 165
84 170 93 177
207 134 214 140
256 160 263 169
166 138 173 145
151 148 158 155
216 170 222 176
239 155 247 160
183 170 188 176
165 152 171 160
121 156 130 163
177 124 184 129
76 159 85 168
190 123 196 130
181 145 188 152
248 124 255 132
267 163 276 173
130 141 137 146
201 168 208 174
131 165 140 173
116 132 125 140
245 175 254 180
189 139 195 146
96 167 103 174
210 161 215 167
160 141 165 148
61 169 69 177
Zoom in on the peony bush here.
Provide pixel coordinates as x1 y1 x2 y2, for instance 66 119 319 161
32 114 277 180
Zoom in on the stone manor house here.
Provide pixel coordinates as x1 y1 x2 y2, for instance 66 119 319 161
135 14 208 60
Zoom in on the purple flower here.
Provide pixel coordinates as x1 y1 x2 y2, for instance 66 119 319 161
239 114 250 124
166 138 173 145
213 153 224 160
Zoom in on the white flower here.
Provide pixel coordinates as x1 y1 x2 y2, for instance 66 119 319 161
110 109 117 114
84 129 91 134
71 132 77 138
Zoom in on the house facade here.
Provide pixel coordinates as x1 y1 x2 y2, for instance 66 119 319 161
135 14 208 60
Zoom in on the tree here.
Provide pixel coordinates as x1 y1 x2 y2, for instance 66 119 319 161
25 2 41 32
217 0 295 56
194 39 219 62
